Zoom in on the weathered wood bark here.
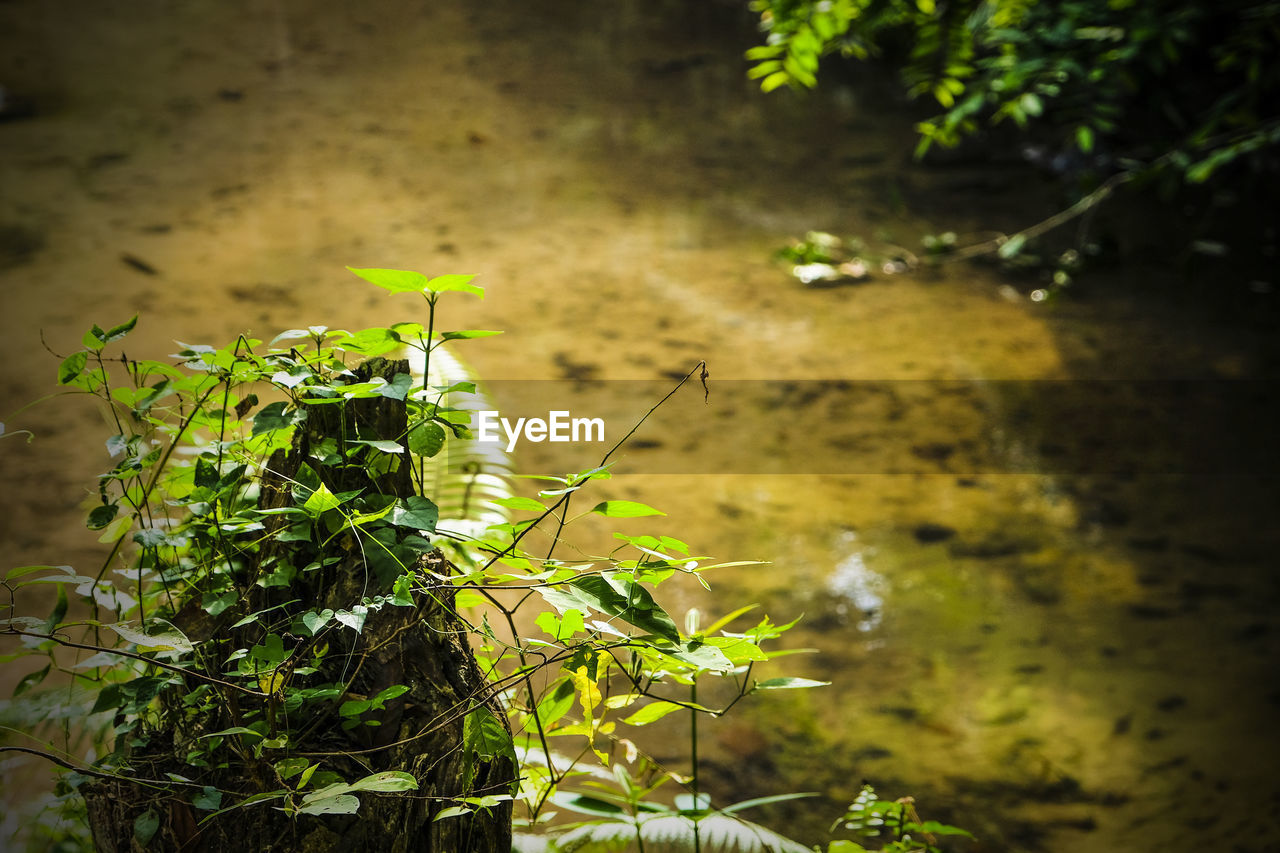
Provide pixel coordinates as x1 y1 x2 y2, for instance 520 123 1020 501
84 358 514 852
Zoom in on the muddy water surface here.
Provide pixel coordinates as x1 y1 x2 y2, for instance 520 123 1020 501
2 1 1278 851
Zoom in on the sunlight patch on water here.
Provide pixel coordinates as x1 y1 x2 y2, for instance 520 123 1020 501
826 533 886 633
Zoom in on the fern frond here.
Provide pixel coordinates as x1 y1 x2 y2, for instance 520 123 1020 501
409 343 514 538
554 812 813 853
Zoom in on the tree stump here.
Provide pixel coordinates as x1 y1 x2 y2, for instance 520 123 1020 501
83 358 514 852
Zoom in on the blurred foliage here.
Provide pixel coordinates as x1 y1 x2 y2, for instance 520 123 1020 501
746 0 1280 183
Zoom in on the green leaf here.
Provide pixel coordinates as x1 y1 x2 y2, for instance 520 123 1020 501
535 608 585 641
373 685 411 705
380 372 414 401
335 606 368 632
439 329 502 341
132 527 170 548
13 664 50 697
108 622 194 653
1076 125 1094 153
387 496 438 532
718 791 818 814
491 496 546 513
549 793 625 818
591 501 665 518
433 805 471 821
340 698 372 718
665 640 734 672
761 70 790 92
45 583 69 633
748 60 783 79
252 401 304 436
425 274 484 297
754 677 830 690
350 439 405 454
334 327 401 356
915 821 975 837
83 325 107 351
5 564 76 582
542 574 680 643
105 316 139 342
464 705 517 786
87 504 119 530
622 700 687 726
346 266 431 294
133 808 160 847
408 420 446 457
301 609 334 635
347 770 419 793
297 793 361 816
525 679 576 732
58 351 88 385
191 787 222 811
198 727 263 741
303 483 346 516
274 758 310 781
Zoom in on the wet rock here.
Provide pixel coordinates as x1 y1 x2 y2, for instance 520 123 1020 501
0 85 36 121
715 503 743 519
552 352 599 382
1127 535 1170 552
1127 604 1174 619
851 746 893 761
1082 499 1130 527
210 183 249 199
0 223 44 270
641 53 713 75
1017 571 1061 605
1179 580 1241 600
120 253 158 275
1180 543 1231 563
912 522 956 543
1237 622 1269 642
228 284 294 304
874 705 919 723
1145 755 1188 772
910 442 954 462
87 151 129 169
949 534 1040 558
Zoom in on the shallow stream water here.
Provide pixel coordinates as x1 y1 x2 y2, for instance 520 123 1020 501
2 2 1278 851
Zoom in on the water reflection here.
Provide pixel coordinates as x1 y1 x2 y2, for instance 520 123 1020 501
825 534 886 633
0 0 1276 850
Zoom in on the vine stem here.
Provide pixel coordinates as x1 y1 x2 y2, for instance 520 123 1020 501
691 675 701 853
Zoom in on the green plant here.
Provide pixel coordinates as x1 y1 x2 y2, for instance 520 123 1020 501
0 267 849 851
745 0 1280 279
747 0 1280 175
825 784 972 853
